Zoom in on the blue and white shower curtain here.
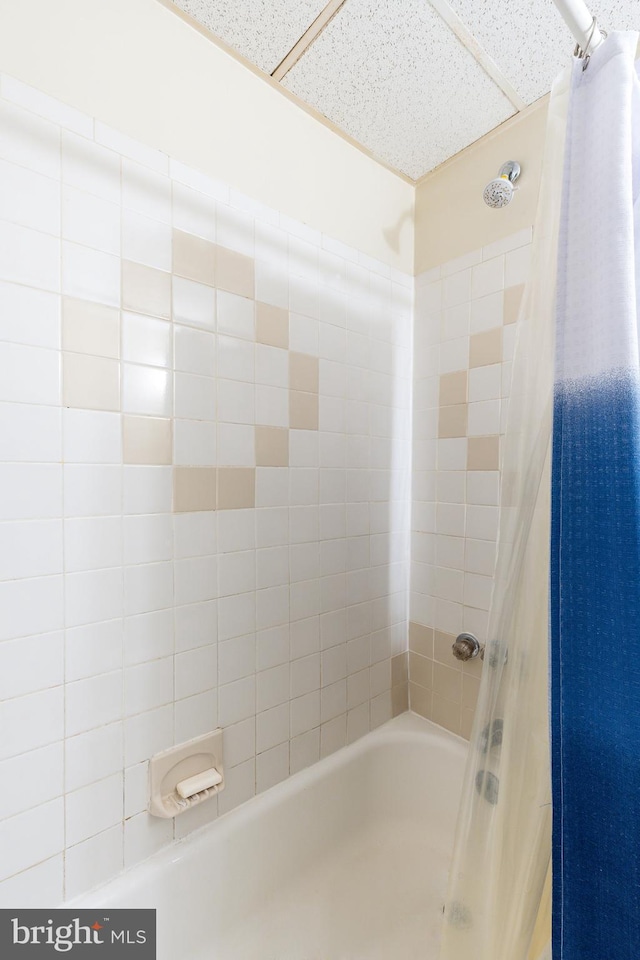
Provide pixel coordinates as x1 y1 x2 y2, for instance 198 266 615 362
551 31 640 960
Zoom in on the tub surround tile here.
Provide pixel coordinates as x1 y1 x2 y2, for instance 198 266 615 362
172 229 216 286
173 467 216 512
255 426 289 467
438 403 467 439
62 297 120 358
123 416 172 465
409 621 433 658
432 693 461 736
467 435 500 471
391 683 409 717
409 652 432 690
217 467 256 510
409 682 431 720
215 245 254 299
0 74 412 903
469 327 502 368
289 352 319 393
504 283 525 325
290 391 318 431
412 230 532 742
256 302 289 349
439 370 467 406
122 260 171 320
62 353 120 412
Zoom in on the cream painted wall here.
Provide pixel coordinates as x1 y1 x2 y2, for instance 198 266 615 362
415 99 548 275
0 0 414 272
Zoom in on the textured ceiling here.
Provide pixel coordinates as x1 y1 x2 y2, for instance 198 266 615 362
169 0 640 180
283 0 515 180
171 0 329 72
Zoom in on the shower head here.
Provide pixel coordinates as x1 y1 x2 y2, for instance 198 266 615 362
483 161 521 209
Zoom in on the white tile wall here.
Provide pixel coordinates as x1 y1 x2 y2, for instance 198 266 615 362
411 227 532 687
0 74 412 904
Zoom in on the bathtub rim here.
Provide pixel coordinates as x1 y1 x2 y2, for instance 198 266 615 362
67 710 467 908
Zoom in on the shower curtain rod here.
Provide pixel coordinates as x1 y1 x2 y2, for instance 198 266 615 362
553 0 605 54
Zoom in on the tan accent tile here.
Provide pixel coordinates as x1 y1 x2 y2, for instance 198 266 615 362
255 425 289 467
469 327 502 367
409 683 431 719
439 370 467 406
63 353 120 411
218 467 255 509
462 673 480 711
409 652 432 690
434 630 459 668
391 652 409 686
460 707 475 740
438 403 467 439
172 229 216 286
216 246 254 299
122 260 171 319
62 298 120 358
290 391 318 430
256 302 289 349
409 621 433 658
392 683 409 717
290 352 319 393
124 415 172 465
467 435 500 470
432 694 461 735
504 283 525 325
462 653 483 678
174 466 216 512
433 661 462 703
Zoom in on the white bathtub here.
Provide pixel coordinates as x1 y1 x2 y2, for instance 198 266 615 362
72 713 466 959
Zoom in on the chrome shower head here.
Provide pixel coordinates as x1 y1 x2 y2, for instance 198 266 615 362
483 161 521 209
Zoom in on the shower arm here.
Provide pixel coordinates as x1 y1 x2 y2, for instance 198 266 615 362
553 0 605 55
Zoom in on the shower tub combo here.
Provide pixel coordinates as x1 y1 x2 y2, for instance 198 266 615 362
72 714 465 959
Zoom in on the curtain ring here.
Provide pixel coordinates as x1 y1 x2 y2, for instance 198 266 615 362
575 17 607 72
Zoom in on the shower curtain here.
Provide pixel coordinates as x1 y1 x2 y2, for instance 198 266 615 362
439 29 640 960
551 31 640 960
438 62 570 960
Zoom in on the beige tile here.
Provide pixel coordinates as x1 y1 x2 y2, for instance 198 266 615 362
438 403 467 438
392 683 409 717
290 352 319 393
124 415 172 465
409 621 433 658
122 260 171 320
409 652 432 690
409 683 431 719
460 707 475 740
432 694 461 735
173 229 216 286
469 327 502 367
255 425 289 467
290 391 318 430
433 661 462 703
439 370 467 406
467 435 500 470
63 353 120 411
391 652 409 686
462 653 483 678
504 283 525 325
256 302 289 349
174 466 216 512
63 298 120 358
462 673 481 711
216 245 254 299
218 467 255 509
434 630 459 668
